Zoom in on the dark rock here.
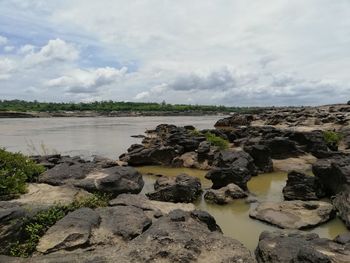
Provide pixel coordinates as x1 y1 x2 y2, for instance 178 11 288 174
204 183 247 204
262 137 303 159
214 114 254 127
205 166 252 190
334 232 350 244
190 210 221 232
146 174 202 203
333 190 350 228
122 210 255 263
312 156 350 195
244 144 273 173
36 208 100 253
282 171 325 200
94 206 152 241
255 230 350 263
197 141 211 162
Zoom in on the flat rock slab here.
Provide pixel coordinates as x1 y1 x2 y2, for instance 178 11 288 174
37 208 100 253
256 230 350 263
249 200 335 229
91 206 152 245
109 193 195 214
9 183 92 206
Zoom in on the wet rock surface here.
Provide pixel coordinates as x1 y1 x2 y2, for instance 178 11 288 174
249 200 335 229
255 230 350 263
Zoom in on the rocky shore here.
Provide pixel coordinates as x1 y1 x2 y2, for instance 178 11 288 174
1 103 350 262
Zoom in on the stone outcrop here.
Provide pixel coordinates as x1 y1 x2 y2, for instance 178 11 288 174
333 190 350 228
255 230 350 263
146 173 202 203
204 183 247 204
282 171 325 201
249 200 335 229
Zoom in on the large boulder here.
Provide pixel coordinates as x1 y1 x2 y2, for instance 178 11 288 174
206 166 252 190
262 137 303 159
120 144 178 166
333 190 350 228
204 183 247 204
70 166 144 196
255 230 350 263
244 144 273 173
214 114 254 127
36 208 100 254
249 200 335 229
312 156 350 195
120 209 256 263
146 174 202 203
282 171 325 201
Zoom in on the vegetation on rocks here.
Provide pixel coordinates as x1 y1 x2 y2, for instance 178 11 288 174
8 193 111 257
204 132 229 150
0 148 45 200
323 130 343 147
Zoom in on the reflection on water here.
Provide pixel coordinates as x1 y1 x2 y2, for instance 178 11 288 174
138 166 348 251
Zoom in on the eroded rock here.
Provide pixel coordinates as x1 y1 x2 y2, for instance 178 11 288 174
204 183 247 204
249 200 335 229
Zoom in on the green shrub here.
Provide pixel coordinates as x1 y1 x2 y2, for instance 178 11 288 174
323 131 343 146
0 148 45 199
189 129 203 137
204 132 229 150
8 193 111 257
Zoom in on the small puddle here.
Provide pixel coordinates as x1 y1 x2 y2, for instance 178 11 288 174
137 166 348 251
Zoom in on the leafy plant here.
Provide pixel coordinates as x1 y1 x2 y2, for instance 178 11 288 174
189 129 203 137
204 132 229 150
0 148 45 199
323 131 343 146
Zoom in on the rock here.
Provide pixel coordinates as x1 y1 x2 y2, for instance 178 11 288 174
120 145 178 166
262 137 303 159
108 193 195 214
212 150 257 174
249 200 335 229
282 171 325 201
205 166 252 190
10 183 92 206
214 114 254 127
146 174 202 203
204 183 247 204
197 141 211 162
334 232 350 244
121 210 255 263
255 230 350 263
37 208 100 253
244 144 273 173
73 166 144 196
312 156 350 195
348 101 350 105
333 190 350 228
190 210 222 232
91 206 152 244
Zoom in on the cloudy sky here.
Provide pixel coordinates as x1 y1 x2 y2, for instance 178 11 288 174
0 0 349 106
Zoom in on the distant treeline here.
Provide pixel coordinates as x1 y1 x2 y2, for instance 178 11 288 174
0 100 263 113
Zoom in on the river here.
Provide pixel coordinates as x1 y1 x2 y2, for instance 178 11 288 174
0 116 347 251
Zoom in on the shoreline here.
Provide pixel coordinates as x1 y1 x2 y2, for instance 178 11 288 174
0 111 229 118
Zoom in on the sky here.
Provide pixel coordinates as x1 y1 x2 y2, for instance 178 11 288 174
0 0 349 106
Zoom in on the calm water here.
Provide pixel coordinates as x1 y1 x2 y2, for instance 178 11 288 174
138 166 347 251
0 116 220 158
0 117 347 251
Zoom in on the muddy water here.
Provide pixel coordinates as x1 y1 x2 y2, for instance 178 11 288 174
137 166 347 251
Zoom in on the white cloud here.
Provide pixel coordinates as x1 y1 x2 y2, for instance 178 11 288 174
4 46 15 52
18 44 36 54
24 38 79 65
0 35 7 46
0 58 16 80
46 66 127 94
0 1 350 105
